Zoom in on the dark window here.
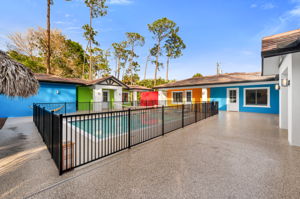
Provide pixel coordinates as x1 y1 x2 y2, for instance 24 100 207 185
122 93 129 102
245 89 268 106
186 91 192 102
229 90 237 103
103 92 108 102
173 92 183 103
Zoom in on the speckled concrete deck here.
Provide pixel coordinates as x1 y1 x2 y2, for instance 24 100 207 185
1 112 300 199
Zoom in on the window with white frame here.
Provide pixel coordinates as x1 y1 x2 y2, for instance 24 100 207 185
186 90 192 103
172 92 183 103
244 88 269 107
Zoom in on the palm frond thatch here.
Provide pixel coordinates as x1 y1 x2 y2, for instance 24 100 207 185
0 50 39 97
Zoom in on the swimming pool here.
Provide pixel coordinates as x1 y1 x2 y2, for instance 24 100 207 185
69 109 185 139
70 113 160 139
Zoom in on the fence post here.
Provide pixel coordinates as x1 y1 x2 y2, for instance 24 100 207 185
195 103 197 122
88 102 90 114
182 104 184 128
51 111 54 157
128 108 131 149
36 105 39 130
162 105 164 136
33 104 35 124
42 107 46 141
65 102 67 115
204 102 207 119
76 100 78 112
59 114 63 175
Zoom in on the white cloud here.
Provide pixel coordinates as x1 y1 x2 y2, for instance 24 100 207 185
65 26 81 30
255 1 300 39
288 6 300 16
251 2 276 10
109 0 133 5
54 21 66 25
250 4 257 8
241 50 254 56
261 3 275 10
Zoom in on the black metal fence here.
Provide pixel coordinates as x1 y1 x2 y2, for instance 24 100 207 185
35 100 164 116
33 105 62 170
33 102 218 175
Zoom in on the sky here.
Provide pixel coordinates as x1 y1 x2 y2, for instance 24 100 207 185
1 0 300 80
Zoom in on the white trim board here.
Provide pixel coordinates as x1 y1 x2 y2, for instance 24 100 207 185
185 90 192 104
243 87 271 108
157 81 278 91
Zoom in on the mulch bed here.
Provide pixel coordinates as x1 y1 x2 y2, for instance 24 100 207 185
0 118 7 129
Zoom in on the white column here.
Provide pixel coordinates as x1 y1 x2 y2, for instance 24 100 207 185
279 85 288 129
279 54 290 130
93 86 102 111
279 68 291 129
114 87 122 109
289 52 300 146
202 88 207 102
158 90 167 105
133 91 138 106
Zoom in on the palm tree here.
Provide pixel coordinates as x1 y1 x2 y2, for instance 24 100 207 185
46 0 71 74
144 54 151 80
46 0 52 74
83 0 108 80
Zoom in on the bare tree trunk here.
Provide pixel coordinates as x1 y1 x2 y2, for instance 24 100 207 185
82 46 89 79
82 63 85 78
154 44 160 86
166 56 170 81
88 7 93 80
117 59 121 79
82 54 85 78
115 57 121 79
130 45 134 85
46 0 51 74
122 59 127 80
144 54 150 80
154 55 158 86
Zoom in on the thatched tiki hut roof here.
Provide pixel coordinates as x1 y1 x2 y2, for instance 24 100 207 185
0 50 39 97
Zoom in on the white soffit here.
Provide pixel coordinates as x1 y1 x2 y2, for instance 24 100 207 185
263 56 280 76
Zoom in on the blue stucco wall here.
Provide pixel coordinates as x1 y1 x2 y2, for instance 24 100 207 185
210 84 279 114
0 82 77 117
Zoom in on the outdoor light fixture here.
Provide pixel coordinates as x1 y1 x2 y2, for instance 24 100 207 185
281 78 290 87
275 83 280 90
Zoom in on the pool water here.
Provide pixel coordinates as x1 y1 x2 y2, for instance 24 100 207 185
70 114 160 139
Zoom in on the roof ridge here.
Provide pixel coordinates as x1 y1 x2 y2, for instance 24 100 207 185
262 29 300 40
191 72 260 79
154 72 275 89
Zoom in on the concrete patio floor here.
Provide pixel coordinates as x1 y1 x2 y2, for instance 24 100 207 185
1 112 300 199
